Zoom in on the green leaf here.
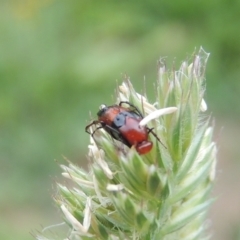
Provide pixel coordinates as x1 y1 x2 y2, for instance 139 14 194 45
176 121 209 181
161 199 213 235
170 144 215 203
146 165 162 196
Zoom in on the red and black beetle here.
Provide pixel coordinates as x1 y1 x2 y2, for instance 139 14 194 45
85 101 161 155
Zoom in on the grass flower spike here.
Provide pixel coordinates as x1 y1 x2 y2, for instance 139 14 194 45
37 48 217 240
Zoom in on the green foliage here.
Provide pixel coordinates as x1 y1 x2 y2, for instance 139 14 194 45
38 49 216 239
0 1 239 239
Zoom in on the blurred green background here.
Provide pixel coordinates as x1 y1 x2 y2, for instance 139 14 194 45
1 0 240 239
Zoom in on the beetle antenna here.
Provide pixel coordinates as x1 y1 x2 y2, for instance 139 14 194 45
147 127 167 149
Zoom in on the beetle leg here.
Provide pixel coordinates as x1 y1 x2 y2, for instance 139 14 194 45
95 124 129 147
104 124 130 147
85 120 101 135
147 127 167 149
119 101 144 118
86 121 129 147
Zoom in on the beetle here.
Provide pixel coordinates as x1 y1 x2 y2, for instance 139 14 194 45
85 101 162 155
